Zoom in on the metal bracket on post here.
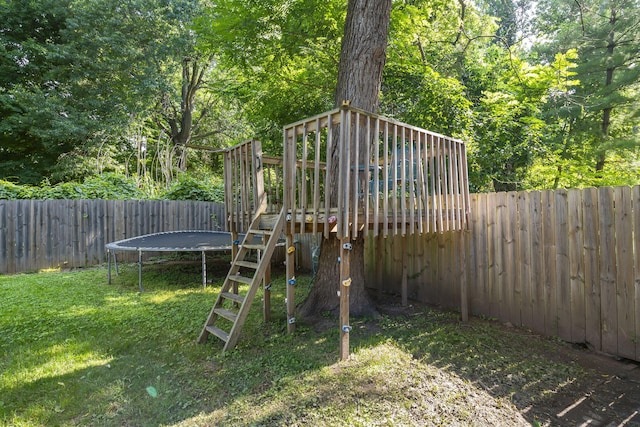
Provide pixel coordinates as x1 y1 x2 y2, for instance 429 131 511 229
287 278 296 286
341 325 352 333
288 317 296 325
342 243 352 250
264 283 272 291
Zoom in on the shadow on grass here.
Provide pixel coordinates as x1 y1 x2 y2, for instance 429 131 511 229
2 267 635 426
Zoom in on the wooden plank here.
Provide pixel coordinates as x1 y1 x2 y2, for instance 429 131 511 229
415 132 424 234
391 124 399 236
376 234 384 297
582 187 601 351
504 192 518 325
352 112 361 238
31 200 42 271
529 191 545 333
323 114 333 238
517 191 533 329
313 118 322 236
485 192 499 319
339 237 351 361
598 187 617 355
459 230 469 322
437 231 447 307
633 186 640 360
542 190 558 337
0 201 6 274
555 189 572 342
493 192 507 322
567 189 586 343
614 186 635 359
408 130 415 236
16 200 27 272
401 237 408 306
286 233 296 334
472 193 489 316
382 121 390 236
372 118 381 237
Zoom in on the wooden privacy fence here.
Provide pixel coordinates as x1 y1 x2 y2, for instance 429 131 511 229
0 199 225 274
366 185 640 363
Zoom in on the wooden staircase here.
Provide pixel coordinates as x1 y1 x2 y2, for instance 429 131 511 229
198 208 285 351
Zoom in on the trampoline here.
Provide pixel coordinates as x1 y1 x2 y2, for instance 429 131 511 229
106 230 241 291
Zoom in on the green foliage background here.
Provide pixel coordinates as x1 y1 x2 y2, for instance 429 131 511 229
1 0 639 193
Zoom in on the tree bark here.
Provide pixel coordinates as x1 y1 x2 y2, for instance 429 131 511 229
298 0 392 319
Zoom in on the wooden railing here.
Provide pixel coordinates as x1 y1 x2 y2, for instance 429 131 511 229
283 105 470 239
223 139 266 234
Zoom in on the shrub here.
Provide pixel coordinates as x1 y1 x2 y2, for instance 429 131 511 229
161 175 225 202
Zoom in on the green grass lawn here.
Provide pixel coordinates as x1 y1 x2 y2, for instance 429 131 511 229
1 261 586 426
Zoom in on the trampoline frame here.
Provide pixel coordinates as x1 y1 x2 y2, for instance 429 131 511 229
106 230 238 291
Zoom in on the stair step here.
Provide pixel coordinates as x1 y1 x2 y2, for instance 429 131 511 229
251 229 274 236
214 307 238 322
243 243 266 251
229 274 253 285
235 260 259 269
220 292 245 304
205 325 229 342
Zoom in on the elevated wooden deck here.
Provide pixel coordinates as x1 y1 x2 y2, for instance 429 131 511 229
224 105 470 239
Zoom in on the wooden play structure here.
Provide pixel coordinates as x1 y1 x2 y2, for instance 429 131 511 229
198 105 470 359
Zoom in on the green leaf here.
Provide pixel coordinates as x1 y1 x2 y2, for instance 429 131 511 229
146 386 158 398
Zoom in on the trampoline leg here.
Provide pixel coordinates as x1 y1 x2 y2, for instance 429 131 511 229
114 252 119 276
138 250 144 292
107 249 112 284
202 251 207 288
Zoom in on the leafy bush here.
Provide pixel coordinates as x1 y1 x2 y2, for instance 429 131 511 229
0 180 43 199
0 174 145 200
79 173 145 199
161 175 225 202
0 173 225 201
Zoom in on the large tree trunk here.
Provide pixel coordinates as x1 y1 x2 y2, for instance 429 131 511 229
298 0 392 319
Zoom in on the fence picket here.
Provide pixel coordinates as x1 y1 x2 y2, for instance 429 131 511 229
505 192 518 325
567 189 586 343
633 186 640 361
582 188 601 351
598 187 617 355
555 190 571 342
517 191 533 328
528 191 545 334
614 186 635 359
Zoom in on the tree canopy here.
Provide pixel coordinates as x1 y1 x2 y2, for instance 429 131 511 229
1 0 638 191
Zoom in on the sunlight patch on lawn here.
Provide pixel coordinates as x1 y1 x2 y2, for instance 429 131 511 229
1 343 113 390
170 342 529 426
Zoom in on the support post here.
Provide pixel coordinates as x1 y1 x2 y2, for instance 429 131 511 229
460 231 469 322
231 231 239 299
339 238 351 361
138 250 144 292
201 251 207 288
286 233 296 333
376 234 384 298
263 258 272 322
107 249 112 284
401 237 408 307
